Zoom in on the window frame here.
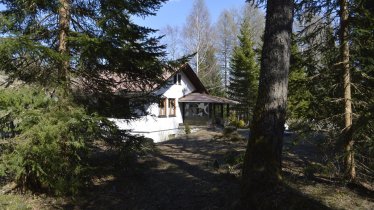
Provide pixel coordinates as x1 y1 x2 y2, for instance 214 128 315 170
168 98 176 117
158 98 167 117
174 74 182 85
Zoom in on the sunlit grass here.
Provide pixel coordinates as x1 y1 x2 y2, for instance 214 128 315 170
0 194 30 210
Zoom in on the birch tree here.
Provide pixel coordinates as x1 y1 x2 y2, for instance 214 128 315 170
182 0 212 74
216 9 238 92
161 25 181 60
241 3 266 49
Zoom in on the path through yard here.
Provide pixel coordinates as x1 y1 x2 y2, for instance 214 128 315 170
71 130 245 210
29 129 373 210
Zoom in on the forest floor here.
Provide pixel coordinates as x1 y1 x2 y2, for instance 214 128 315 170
1 129 373 209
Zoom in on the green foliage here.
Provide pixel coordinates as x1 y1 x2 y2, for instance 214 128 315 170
227 112 247 128
116 135 156 169
223 150 244 166
184 123 191 134
350 0 374 181
223 126 236 135
287 36 313 119
0 0 175 195
223 127 245 142
228 19 259 122
0 86 109 195
291 1 374 181
238 120 246 128
227 112 237 126
0 0 169 96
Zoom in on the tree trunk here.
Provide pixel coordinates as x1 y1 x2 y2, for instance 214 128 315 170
241 0 293 208
340 0 355 180
58 0 70 84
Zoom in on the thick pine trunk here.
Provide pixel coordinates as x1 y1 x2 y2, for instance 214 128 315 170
340 0 356 180
58 0 70 84
241 0 293 208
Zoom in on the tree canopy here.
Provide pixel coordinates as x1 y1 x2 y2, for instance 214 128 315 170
0 0 168 93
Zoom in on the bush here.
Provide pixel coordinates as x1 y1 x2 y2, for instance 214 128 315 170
228 113 247 128
222 127 245 142
0 87 109 195
238 120 246 128
224 150 244 165
223 126 236 135
0 86 158 195
184 123 191 134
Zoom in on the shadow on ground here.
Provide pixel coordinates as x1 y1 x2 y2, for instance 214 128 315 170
59 130 369 210
62 130 242 210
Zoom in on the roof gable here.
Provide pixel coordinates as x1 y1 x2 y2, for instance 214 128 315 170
169 63 208 94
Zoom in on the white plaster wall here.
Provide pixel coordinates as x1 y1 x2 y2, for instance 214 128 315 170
111 72 196 142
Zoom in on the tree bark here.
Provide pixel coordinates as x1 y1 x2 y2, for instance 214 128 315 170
241 0 293 208
58 0 70 84
340 0 355 180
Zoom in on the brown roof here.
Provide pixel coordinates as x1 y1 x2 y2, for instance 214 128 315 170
179 92 239 104
171 64 208 94
102 63 208 94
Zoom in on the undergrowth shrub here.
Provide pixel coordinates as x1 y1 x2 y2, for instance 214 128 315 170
224 150 244 166
228 113 247 128
223 126 236 135
0 86 158 195
223 127 245 142
0 86 112 195
184 123 191 134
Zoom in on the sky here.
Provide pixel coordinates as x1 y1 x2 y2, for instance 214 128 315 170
133 0 247 30
0 0 248 30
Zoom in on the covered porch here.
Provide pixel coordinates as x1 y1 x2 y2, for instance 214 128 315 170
179 92 238 126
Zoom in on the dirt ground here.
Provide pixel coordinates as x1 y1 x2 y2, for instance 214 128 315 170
2 129 373 210
64 130 245 210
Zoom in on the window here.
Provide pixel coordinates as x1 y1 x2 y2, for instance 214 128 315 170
169 98 176 116
174 74 182 85
159 98 167 117
178 74 182 85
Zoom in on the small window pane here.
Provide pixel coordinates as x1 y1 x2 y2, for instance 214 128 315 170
169 99 176 116
177 74 182 85
159 99 166 116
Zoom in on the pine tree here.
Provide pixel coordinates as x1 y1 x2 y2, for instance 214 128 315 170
228 19 259 122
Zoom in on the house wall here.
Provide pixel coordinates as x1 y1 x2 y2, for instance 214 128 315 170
111 72 196 142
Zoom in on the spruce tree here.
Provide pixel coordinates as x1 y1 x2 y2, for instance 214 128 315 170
0 0 169 194
228 19 259 122
0 0 168 92
350 0 374 181
287 36 313 119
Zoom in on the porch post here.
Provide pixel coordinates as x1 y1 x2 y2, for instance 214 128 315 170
182 103 185 122
221 104 224 118
209 103 212 119
226 104 230 118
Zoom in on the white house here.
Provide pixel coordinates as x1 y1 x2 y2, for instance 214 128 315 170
111 64 237 142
